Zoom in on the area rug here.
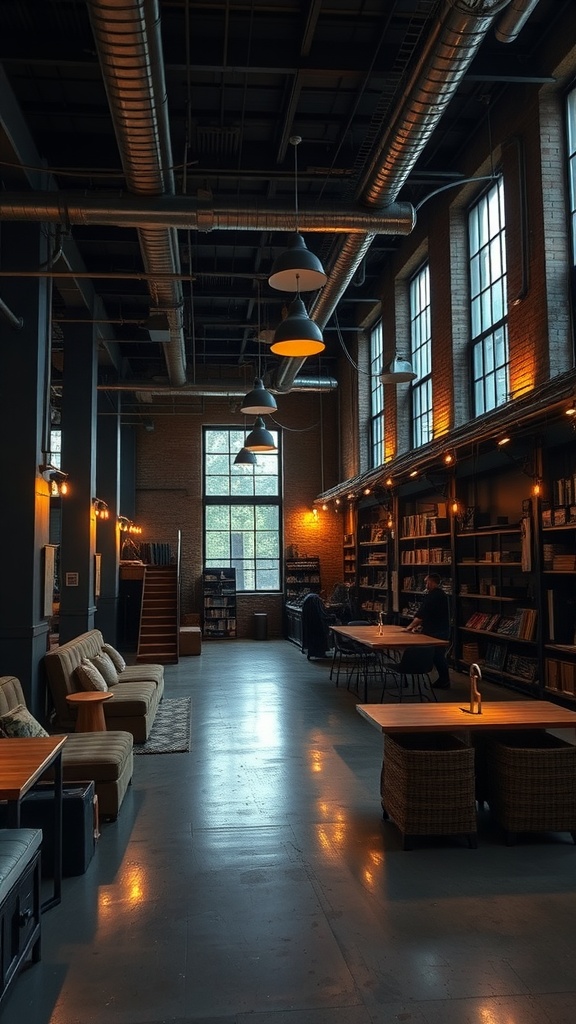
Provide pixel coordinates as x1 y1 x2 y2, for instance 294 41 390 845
134 697 191 754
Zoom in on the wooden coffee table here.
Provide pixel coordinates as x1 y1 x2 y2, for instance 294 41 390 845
66 691 114 732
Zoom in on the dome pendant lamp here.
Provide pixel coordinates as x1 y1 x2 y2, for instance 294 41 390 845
234 446 257 467
380 354 417 384
268 136 327 294
270 292 325 357
240 377 277 415
244 416 277 452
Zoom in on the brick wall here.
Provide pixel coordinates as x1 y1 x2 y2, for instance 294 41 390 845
133 389 342 638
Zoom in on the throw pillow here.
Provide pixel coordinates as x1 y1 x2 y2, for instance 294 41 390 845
0 704 49 738
90 651 118 687
75 658 109 692
102 643 126 673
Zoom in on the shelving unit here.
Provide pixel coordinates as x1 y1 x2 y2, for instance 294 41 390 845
284 557 321 604
202 567 237 639
398 506 452 623
356 506 392 622
343 533 357 590
454 523 538 693
540 465 576 702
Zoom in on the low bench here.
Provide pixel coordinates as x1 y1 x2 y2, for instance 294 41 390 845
0 828 42 1007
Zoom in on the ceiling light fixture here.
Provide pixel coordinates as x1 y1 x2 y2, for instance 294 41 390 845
270 291 325 357
240 377 277 415
268 136 327 293
380 354 417 384
244 416 277 452
234 446 257 467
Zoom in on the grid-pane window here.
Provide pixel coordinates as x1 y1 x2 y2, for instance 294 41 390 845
468 177 509 415
567 86 576 264
204 428 281 592
369 320 384 467
410 264 432 448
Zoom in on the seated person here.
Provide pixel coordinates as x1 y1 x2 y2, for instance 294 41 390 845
301 592 336 659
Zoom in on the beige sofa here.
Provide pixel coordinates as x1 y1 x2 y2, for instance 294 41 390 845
44 629 164 743
0 675 133 820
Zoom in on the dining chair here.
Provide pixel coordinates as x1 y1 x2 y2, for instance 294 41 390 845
379 645 438 702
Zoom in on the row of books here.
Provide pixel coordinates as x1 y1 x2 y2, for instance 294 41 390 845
401 512 448 537
464 608 538 640
481 642 538 680
551 475 576 507
546 658 576 695
401 548 451 564
542 506 576 527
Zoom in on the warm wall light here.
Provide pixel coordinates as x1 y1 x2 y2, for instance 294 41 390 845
565 401 576 417
532 479 543 498
386 512 393 529
443 451 456 465
409 469 418 478
322 503 328 511
363 487 371 496
118 516 142 534
451 499 460 515
384 476 393 487
93 498 110 520
497 433 511 446
39 463 69 497
312 508 319 521
335 498 341 506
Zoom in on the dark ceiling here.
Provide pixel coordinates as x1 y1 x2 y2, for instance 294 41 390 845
0 0 570 418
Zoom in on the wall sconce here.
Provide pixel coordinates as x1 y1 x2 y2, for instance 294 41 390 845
93 498 110 520
321 503 328 511
496 433 511 446
386 512 393 529
39 463 69 497
312 507 319 522
450 499 461 516
335 498 341 506
443 451 456 466
384 476 393 488
118 515 142 534
409 468 418 478
531 479 543 498
363 487 371 496
565 401 576 417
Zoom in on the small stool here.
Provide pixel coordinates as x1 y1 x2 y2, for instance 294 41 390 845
381 732 477 850
179 626 202 655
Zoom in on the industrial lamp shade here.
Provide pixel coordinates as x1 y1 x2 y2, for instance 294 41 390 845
380 355 417 384
270 297 325 357
244 416 277 452
240 378 277 415
268 234 327 293
234 447 257 467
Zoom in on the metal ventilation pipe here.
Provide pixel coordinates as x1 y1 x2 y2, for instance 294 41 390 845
274 0 519 394
87 0 187 386
494 0 541 44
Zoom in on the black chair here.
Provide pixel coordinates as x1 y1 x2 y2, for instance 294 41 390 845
380 646 438 702
329 629 365 690
330 620 382 701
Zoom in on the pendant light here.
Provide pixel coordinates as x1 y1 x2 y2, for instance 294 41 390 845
380 354 417 383
240 284 278 413
234 447 257 467
240 378 277 414
244 416 277 452
268 136 327 293
270 291 325 357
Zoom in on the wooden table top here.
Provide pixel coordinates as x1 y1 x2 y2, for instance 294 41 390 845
0 735 67 799
332 624 449 649
66 691 114 704
356 700 576 734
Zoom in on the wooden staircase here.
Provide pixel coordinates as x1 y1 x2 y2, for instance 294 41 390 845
136 564 179 664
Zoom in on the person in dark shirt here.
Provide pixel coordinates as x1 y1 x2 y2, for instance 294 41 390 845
404 573 451 689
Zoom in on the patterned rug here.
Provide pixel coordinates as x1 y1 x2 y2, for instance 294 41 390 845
134 697 191 754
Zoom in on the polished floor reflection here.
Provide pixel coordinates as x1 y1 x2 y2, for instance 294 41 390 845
4 639 576 1024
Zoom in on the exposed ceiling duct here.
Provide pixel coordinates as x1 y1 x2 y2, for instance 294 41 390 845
0 194 416 237
98 377 338 397
273 0 535 394
86 0 187 387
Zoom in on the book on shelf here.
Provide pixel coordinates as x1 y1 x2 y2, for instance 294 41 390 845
547 589 576 644
505 652 538 682
483 641 506 670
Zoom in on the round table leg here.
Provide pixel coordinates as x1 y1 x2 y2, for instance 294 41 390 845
75 703 107 732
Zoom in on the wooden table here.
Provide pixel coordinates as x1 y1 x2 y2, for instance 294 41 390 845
66 690 114 732
0 735 67 912
356 700 576 735
332 624 449 651
331 624 449 700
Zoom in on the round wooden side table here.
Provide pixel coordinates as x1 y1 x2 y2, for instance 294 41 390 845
66 691 114 732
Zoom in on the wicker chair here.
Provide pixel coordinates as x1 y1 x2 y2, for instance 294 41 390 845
485 730 576 845
380 733 477 850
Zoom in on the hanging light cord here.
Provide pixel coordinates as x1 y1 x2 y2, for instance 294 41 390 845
291 135 302 233
333 309 372 376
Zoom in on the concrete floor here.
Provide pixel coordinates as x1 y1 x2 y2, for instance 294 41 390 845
4 639 576 1024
